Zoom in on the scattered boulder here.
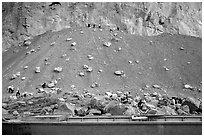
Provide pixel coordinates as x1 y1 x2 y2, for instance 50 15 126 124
83 64 89 69
54 67 63 73
50 42 56 46
87 55 94 60
184 84 194 90
71 42 77 46
66 37 72 41
35 67 40 73
24 40 31 46
21 77 26 80
87 67 93 72
152 84 161 89
7 85 14 93
24 66 28 69
103 41 111 47
114 70 124 76
79 72 85 77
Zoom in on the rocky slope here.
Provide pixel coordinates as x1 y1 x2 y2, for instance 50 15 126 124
2 2 202 119
2 2 202 52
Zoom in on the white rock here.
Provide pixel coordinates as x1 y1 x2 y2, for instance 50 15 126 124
128 60 133 64
114 70 124 76
71 42 77 46
16 72 21 77
54 67 63 73
11 74 17 80
66 37 72 41
135 60 140 64
24 66 28 69
83 65 89 69
105 91 113 97
163 66 169 71
103 41 111 47
79 72 85 77
35 67 40 73
152 84 161 89
24 40 31 46
184 84 193 89
87 67 93 72
21 77 26 80
50 42 56 46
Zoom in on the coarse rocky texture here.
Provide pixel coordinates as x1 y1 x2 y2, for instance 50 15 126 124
2 2 202 52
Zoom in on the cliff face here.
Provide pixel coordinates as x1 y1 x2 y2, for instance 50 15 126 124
2 2 202 52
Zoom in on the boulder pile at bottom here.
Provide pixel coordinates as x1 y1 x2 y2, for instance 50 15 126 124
2 90 202 120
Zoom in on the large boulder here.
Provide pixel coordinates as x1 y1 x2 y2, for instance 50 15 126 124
124 106 139 115
181 100 199 114
54 102 75 115
156 106 177 115
74 107 89 116
104 101 127 115
89 96 108 113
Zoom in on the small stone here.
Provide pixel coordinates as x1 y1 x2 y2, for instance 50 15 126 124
38 88 45 93
128 60 133 64
16 72 21 77
7 85 14 93
44 58 49 61
80 30 84 34
54 67 63 73
47 82 55 88
24 40 31 46
35 67 40 73
114 70 124 76
164 58 167 61
87 67 93 72
135 60 140 64
180 47 184 50
83 65 89 69
37 45 41 50
98 69 103 73
79 72 85 77
61 54 67 58
65 58 70 61
13 111 19 116
11 74 17 80
152 84 161 89
24 66 28 69
21 77 26 80
184 84 193 90
71 42 77 46
50 42 56 46
26 51 31 55
66 37 72 41
103 41 111 47
91 82 99 88
88 55 94 60
163 66 169 71
30 49 35 53
105 91 113 97
118 47 122 51
187 62 191 64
